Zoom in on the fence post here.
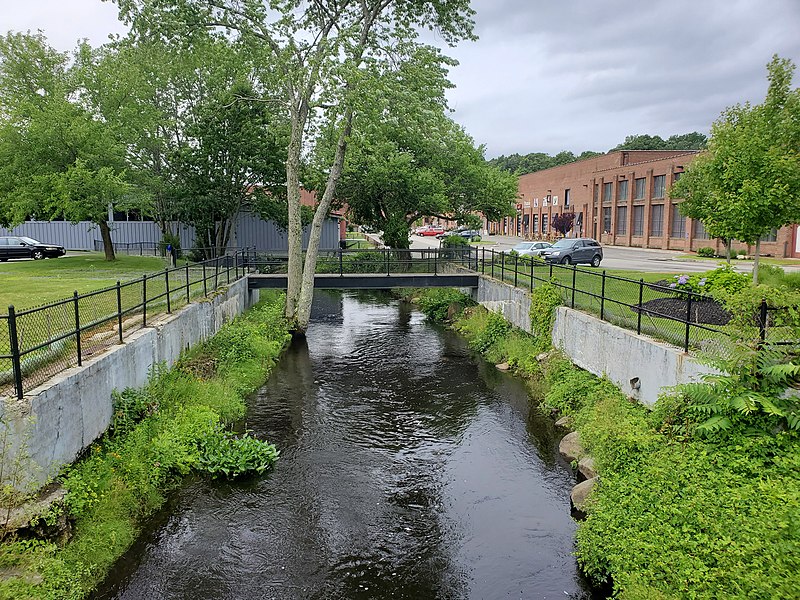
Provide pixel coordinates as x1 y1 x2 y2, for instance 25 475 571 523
500 251 505 281
530 259 534 292
684 292 693 352
74 291 82 366
8 306 23 400
142 275 148 327
490 250 495 278
549 262 553 279
600 271 606 321
386 249 390 276
514 255 518 288
116 281 123 343
214 258 220 290
434 249 438 275
637 279 644 335
185 262 191 304
571 265 577 308
759 298 768 342
235 251 239 280
202 262 208 297
339 248 343 276
226 256 231 284
165 268 171 313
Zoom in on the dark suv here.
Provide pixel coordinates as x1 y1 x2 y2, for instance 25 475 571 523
0 236 66 261
540 237 603 266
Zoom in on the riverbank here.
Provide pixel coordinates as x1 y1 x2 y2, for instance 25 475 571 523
410 286 800 599
0 292 291 600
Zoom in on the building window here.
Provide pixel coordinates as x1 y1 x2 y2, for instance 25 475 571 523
542 215 548 234
594 184 599 202
602 207 612 234
761 228 778 242
532 215 539 234
634 177 646 200
617 180 629 202
670 204 686 238
564 189 571 207
650 204 664 236
692 219 709 240
603 182 612 204
616 206 627 235
673 172 683 182
632 205 644 236
653 175 666 199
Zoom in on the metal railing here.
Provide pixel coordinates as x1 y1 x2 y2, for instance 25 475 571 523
1 249 253 399
247 247 479 275
477 248 788 353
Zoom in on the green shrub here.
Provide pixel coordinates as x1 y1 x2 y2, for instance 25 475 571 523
696 246 715 257
470 310 511 353
702 264 750 299
416 288 475 323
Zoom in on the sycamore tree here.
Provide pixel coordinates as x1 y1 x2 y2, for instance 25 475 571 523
672 56 800 282
0 32 137 260
113 0 477 331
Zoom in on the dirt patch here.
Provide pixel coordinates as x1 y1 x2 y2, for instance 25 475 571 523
633 297 731 326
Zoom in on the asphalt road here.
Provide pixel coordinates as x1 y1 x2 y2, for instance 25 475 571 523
410 233 800 274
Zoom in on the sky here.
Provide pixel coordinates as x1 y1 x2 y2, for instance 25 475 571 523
2 0 799 158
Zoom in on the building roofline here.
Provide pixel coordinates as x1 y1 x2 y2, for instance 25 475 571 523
517 149 701 179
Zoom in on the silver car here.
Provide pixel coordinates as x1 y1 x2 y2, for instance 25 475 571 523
511 241 552 257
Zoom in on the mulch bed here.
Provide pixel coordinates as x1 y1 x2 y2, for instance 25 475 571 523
632 297 732 326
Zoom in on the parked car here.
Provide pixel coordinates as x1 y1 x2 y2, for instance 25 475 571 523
0 236 66 261
540 237 603 266
458 229 482 242
511 241 552 256
417 225 446 237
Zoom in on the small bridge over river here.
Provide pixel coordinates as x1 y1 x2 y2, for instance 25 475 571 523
247 248 480 290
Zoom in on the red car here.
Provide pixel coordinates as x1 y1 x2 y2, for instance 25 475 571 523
417 225 445 236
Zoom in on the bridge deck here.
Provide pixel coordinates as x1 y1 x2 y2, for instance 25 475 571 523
248 273 479 289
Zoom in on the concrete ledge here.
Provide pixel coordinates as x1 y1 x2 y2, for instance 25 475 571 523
475 275 714 407
552 307 713 406
1 279 259 487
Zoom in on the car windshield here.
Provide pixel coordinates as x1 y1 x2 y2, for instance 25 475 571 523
551 239 575 249
19 237 42 245
513 243 533 251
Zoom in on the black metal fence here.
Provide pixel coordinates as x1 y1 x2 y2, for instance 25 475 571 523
92 240 234 260
248 247 479 275
478 249 787 353
1 250 252 399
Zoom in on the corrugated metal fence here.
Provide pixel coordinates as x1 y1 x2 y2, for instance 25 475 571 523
0 213 340 252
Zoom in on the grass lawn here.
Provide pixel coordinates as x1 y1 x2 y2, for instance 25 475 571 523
0 253 174 311
677 253 800 267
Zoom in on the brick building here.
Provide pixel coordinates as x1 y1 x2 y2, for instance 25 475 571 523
488 150 800 258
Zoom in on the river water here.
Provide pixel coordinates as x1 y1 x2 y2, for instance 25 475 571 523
96 292 596 599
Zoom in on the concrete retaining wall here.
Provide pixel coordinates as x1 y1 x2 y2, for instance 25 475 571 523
1 279 259 486
475 276 714 407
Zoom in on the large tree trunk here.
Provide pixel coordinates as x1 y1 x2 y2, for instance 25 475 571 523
98 220 116 261
752 239 761 284
285 99 309 327
295 109 354 330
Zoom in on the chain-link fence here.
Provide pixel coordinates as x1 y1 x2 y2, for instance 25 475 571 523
1 251 250 399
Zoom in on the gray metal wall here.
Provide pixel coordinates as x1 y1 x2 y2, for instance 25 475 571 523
0 213 340 252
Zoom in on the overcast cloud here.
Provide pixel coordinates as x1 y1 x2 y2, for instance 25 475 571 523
2 0 799 157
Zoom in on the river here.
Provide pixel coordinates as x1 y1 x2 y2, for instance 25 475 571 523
95 291 597 599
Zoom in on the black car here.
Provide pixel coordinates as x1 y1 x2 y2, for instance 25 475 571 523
0 236 66 261
540 237 603 266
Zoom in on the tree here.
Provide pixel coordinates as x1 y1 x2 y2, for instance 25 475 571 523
0 32 136 260
611 132 707 151
672 56 800 282
115 0 477 332
551 212 575 237
172 79 286 256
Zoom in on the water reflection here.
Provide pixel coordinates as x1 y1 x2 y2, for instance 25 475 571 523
96 291 595 599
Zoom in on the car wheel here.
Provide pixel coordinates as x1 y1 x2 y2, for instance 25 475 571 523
560 256 571 265
591 254 601 267
32 250 45 260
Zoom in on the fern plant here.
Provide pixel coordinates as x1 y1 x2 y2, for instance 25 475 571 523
673 339 800 436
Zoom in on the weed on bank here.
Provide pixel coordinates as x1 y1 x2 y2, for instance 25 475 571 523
0 292 291 600
413 285 800 600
